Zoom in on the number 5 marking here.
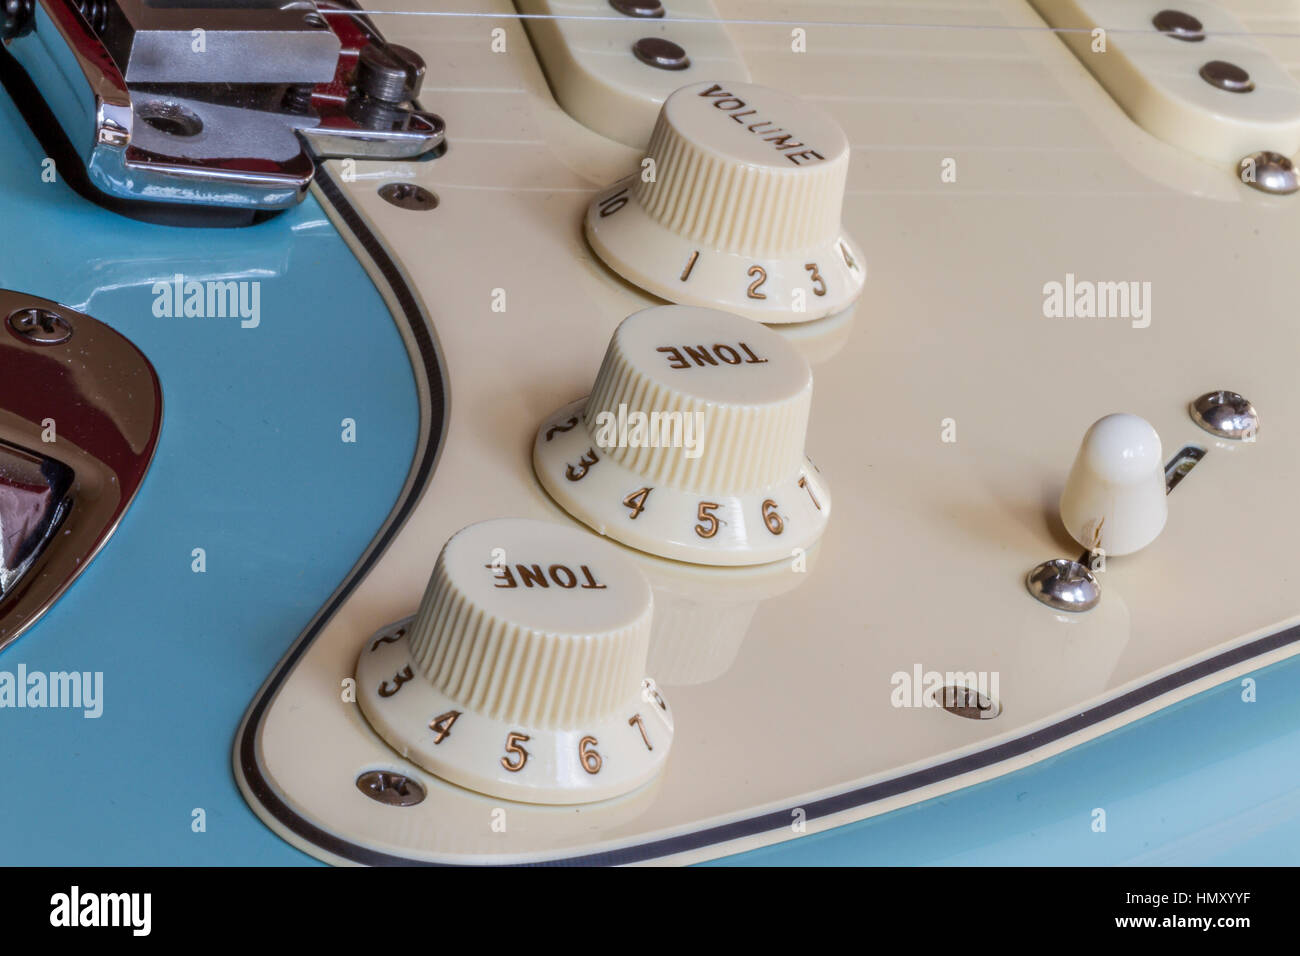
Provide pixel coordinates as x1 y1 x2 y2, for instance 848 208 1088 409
695 501 721 538
501 732 530 772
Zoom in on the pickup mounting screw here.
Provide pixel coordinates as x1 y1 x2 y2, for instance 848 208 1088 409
633 37 690 71
1026 558 1100 612
1189 390 1259 440
1200 60 1255 93
610 0 664 16
1152 9 1204 41
355 770 425 807
378 182 438 210
6 308 72 345
1238 151 1299 195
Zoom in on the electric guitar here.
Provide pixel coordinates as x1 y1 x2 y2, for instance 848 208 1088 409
2 0 1298 866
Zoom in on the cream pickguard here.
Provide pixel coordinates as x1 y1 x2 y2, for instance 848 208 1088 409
236 0 1300 863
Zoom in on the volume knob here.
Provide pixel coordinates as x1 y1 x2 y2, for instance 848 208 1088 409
356 518 672 804
534 304 831 565
585 80 866 324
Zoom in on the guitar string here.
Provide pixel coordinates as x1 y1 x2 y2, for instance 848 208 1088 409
313 8 1300 40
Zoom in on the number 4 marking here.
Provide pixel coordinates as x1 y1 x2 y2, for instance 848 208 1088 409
623 487 652 519
429 710 461 744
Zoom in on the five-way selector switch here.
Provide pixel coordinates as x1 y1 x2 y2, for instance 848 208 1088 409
585 81 866 325
534 304 830 566
357 518 672 804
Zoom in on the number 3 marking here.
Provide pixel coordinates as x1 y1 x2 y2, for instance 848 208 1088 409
804 262 826 296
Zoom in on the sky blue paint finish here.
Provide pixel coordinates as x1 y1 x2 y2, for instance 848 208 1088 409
710 656 1300 865
0 86 415 864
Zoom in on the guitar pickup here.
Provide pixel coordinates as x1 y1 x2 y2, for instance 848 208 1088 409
1028 0 1300 166
0 0 445 218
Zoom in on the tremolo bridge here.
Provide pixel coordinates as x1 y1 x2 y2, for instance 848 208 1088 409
0 0 444 218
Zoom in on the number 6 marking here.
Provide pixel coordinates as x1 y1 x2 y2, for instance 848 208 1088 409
762 498 784 535
579 736 602 774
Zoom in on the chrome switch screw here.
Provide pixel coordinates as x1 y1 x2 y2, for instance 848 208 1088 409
6 307 72 345
1026 559 1101 612
1152 9 1205 41
1200 60 1255 93
1190 390 1259 440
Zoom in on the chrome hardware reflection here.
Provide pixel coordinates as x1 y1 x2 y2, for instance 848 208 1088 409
0 290 161 650
0 443 74 598
2 0 444 213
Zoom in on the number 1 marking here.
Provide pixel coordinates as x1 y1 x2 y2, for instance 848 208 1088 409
680 250 699 282
629 714 652 751
798 474 821 511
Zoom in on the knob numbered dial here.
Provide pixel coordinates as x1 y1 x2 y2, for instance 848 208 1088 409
356 518 672 805
585 80 865 325
534 305 831 566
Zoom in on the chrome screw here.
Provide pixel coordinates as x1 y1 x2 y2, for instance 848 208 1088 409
378 182 439 211
1026 558 1101 612
355 770 425 807
1239 151 1299 195
1189 390 1259 440
6 307 72 345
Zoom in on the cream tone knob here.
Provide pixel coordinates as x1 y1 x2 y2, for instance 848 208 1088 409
534 304 830 566
356 518 672 805
585 80 865 325
1060 414 1168 557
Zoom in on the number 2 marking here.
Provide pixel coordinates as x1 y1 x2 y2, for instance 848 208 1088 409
545 416 579 441
746 266 768 300
369 626 406 652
